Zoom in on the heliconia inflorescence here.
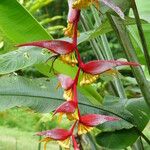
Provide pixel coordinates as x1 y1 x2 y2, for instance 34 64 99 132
17 0 139 149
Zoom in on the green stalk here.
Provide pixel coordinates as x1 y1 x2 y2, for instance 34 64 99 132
90 6 127 99
132 137 144 150
80 14 104 59
107 14 150 108
131 0 150 75
140 132 150 145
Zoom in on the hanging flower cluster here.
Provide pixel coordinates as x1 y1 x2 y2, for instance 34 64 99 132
18 0 139 149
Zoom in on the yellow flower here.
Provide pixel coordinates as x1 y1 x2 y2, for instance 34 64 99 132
60 52 78 67
78 123 93 135
73 0 99 9
80 73 99 86
63 22 80 38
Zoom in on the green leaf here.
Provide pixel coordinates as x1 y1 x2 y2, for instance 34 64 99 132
130 0 150 22
96 97 150 149
96 128 139 149
98 120 133 132
126 98 150 130
100 0 130 15
0 76 103 114
0 0 51 46
0 47 50 74
128 24 150 74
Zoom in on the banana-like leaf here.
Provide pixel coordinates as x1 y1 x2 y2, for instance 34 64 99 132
96 97 150 149
0 0 51 45
0 75 103 114
0 47 50 74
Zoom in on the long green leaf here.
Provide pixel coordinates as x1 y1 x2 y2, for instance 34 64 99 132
0 76 103 114
0 47 50 74
0 0 52 45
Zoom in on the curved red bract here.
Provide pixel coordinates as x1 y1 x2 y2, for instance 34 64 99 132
80 60 139 75
17 40 76 55
37 128 71 140
68 0 80 23
57 74 74 90
79 114 119 127
53 101 77 115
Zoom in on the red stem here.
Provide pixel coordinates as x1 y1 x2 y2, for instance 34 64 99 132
75 47 82 65
72 68 82 118
73 21 78 46
73 68 81 103
70 121 77 133
72 10 80 46
72 135 80 150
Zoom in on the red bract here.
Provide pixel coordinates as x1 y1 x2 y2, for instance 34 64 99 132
53 101 77 115
68 0 80 23
37 122 77 149
57 74 74 90
77 114 119 135
17 40 76 55
80 60 139 75
57 74 75 100
37 128 71 140
79 114 119 127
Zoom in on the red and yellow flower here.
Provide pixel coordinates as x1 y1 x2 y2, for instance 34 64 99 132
57 74 75 100
53 100 79 121
17 40 78 66
79 60 139 85
37 122 78 150
64 0 80 38
78 113 119 135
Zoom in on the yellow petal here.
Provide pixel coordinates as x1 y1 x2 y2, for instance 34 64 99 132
58 112 63 124
60 52 78 67
80 73 99 86
78 123 93 135
57 138 70 149
66 109 79 121
103 69 118 76
40 137 52 150
73 0 92 9
63 89 74 101
63 22 80 38
40 137 52 143
73 0 99 9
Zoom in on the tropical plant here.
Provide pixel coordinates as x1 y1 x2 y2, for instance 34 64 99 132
0 0 150 149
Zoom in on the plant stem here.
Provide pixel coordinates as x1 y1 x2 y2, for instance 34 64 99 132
107 14 150 108
134 128 150 145
132 137 144 150
131 0 150 75
80 14 104 59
